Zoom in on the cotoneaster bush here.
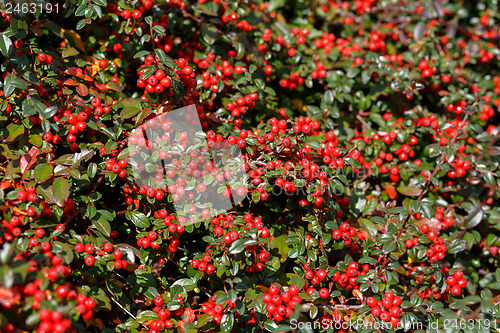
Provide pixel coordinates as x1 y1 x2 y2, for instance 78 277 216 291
0 0 500 332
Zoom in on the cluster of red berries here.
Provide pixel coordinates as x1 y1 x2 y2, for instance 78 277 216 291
75 293 96 319
2 213 26 242
211 214 240 245
432 207 456 230
225 93 258 120
415 113 440 130
65 110 88 137
291 26 309 44
45 106 97 151
137 57 196 103
392 141 417 162
373 129 399 146
279 71 304 90
198 295 235 325
37 52 53 65
190 253 216 275
313 32 336 55
419 225 447 263
74 242 127 270
310 61 328 79
420 267 467 300
446 100 469 115
418 59 437 78
37 308 72 333
200 72 221 93
21 262 81 310
366 291 403 328
379 165 401 182
263 284 302 322
137 67 173 96
404 236 420 249
291 116 320 137
40 256 71 283
105 158 128 178
120 8 142 20
446 156 471 179
444 269 467 297
366 31 386 52
332 222 356 246
156 211 184 253
91 100 113 117
303 263 328 287
332 261 365 291
244 214 270 238
150 295 187 332
15 184 38 203
137 230 160 249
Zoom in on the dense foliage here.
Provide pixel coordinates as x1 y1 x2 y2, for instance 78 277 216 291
1 0 500 332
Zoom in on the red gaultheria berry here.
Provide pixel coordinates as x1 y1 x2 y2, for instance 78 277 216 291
85 255 95 266
450 286 461 296
319 288 329 299
366 297 377 307
453 270 464 280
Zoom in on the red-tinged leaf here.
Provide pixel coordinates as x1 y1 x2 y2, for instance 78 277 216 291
106 81 124 92
0 181 11 189
63 79 79 86
383 184 397 200
82 74 93 82
20 149 39 175
71 95 84 107
95 83 109 91
76 83 89 96
65 67 82 76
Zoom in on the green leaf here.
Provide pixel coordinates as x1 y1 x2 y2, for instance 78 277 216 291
268 0 286 12
201 24 219 45
136 310 158 323
155 48 171 64
359 218 377 237
93 0 107 6
468 121 483 133
134 50 151 59
4 74 27 97
94 217 111 237
448 239 467 254
324 90 334 105
4 123 25 142
362 198 377 215
220 313 234 333
197 314 212 328
413 21 426 40
0 34 12 57
76 19 87 30
463 206 484 229
126 211 150 228
119 98 142 119
34 163 54 183
252 190 260 204
52 241 74 264
88 162 97 178
229 238 246 254
52 178 70 207
41 106 59 119
382 241 397 253
397 185 421 196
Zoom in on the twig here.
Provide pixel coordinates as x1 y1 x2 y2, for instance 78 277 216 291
110 295 137 320
477 132 499 162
